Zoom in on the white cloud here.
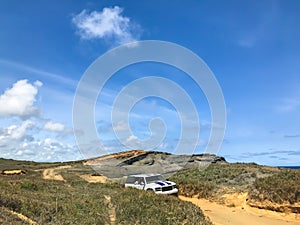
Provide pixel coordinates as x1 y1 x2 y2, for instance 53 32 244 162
113 120 128 132
72 6 140 45
0 120 34 141
44 121 65 132
0 79 79 162
7 120 34 139
0 119 81 162
0 79 42 118
34 80 43 87
126 134 138 143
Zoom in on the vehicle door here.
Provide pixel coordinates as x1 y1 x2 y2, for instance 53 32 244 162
133 177 145 190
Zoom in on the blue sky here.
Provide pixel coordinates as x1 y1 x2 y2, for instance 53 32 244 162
0 0 299 165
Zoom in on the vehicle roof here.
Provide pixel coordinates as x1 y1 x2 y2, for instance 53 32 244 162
128 174 162 177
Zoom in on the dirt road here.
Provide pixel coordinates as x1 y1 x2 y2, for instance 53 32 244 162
104 195 116 225
4 208 38 225
42 165 71 181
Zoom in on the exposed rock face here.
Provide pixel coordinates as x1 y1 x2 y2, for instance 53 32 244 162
85 150 226 179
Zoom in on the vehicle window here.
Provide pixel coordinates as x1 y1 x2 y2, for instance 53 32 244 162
125 176 136 184
136 177 145 185
145 175 165 183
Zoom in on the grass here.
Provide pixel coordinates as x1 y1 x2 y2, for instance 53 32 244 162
0 158 212 225
0 174 111 224
250 169 300 204
2 156 299 222
171 163 274 198
114 188 210 225
171 162 300 212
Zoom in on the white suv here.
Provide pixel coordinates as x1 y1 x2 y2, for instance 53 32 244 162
125 174 178 195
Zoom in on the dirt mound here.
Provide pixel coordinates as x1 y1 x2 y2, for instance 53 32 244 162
1 170 26 175
222 192 248 208
221 192 300 222
248 199 300 214
79 174 107 183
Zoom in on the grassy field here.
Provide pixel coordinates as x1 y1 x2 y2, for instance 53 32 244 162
0 158 211 225
1 157 299 224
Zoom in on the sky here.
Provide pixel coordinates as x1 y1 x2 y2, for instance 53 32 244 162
0 0 299 166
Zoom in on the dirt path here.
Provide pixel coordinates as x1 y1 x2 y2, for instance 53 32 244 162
104 195 116 225
179 196 300 225
42 165 71 181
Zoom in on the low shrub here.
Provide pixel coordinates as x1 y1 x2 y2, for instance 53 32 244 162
250 169 300 204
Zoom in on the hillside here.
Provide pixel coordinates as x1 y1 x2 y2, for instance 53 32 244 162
171 163 300 215
0 155 211 225
0 151 299 224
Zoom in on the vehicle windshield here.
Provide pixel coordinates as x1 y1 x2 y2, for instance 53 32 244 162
145 175 165 184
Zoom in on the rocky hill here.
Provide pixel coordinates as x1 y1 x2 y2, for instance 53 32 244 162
84 150 227 178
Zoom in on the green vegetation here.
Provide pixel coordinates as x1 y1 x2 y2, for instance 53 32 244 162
0 158 211 225
1 156 299 222
0 158 65 171
171 162 300 212
171 163 274 198
250 169 300 204
114 188 210 225
0 174 110 224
